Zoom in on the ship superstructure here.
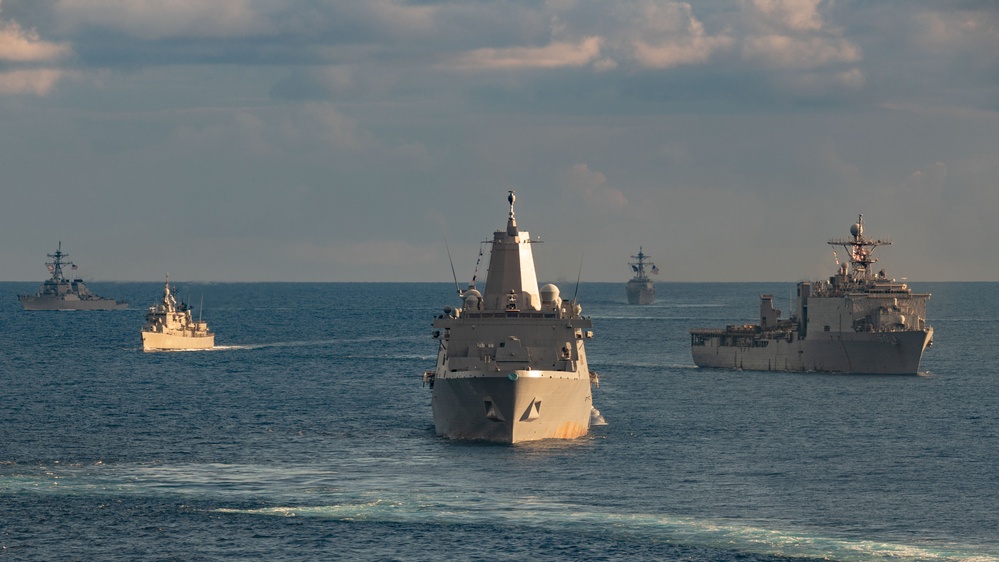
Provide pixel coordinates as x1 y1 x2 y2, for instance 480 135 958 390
141 274 214 351
19 242 127 310
424 192 599 443
690 215 933 374
626 247 657 305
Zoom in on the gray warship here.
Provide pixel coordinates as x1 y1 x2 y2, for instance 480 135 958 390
626 247 657 305
424 192 599 443
690 215 932 374
19 242 127 311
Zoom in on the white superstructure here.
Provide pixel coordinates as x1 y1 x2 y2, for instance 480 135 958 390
425 192 599 443
141 275 214 351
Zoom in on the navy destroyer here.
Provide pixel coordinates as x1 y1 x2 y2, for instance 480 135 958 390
690 215 932 374
424 192 599 443
626 247 658 304
19 242 127 310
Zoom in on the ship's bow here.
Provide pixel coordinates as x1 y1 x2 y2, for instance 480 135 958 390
432 371 592 443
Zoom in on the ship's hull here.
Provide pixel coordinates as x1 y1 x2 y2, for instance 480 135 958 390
691 328 933 375
431 370 592 443
19 295 127 311
141 331 215 351
626 280 654 305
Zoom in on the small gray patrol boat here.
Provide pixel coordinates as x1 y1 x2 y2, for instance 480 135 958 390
19 242 127 310
626 247 657 305
690 215 933 375
424 192 599 443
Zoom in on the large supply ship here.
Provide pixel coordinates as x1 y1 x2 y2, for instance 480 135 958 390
141 274 214 351
626 247 657 305
424 192 599 443
19 242 127 310
690 215 932 375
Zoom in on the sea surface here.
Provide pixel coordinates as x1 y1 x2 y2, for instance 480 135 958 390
1 281 997 561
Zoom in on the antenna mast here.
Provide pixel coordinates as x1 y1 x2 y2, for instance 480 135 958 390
828 214 891 281
444 239 461 299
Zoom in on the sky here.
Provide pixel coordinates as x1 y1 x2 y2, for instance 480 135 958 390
1 0 997 283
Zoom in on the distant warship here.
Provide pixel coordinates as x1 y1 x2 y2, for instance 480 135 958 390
19 242 127 310
626 247 658 305
141 274 214 351
690 215 932 375
424 192 599 443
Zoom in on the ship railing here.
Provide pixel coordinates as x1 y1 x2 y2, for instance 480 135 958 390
461 311 561 319
689 328 726 335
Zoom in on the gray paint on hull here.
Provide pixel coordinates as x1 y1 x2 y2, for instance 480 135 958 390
692 328 933 375
19 296 128 311
626 280 654 305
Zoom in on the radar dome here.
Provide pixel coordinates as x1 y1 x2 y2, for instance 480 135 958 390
463 288 482 309
850 223 862 237
540 284 562 309
540 284 561 303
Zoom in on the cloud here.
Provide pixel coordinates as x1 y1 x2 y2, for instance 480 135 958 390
358 0 438 37
0 8 70 95
566 163 629 212
447 36 605 70
632 33 733 69
0 67 63 94
51 0 270 39
0 19 71 61
751 0 823 32
48 0 443 44
739 0 862 73
912 8 998 52
743 34 860 69
626 2 734 69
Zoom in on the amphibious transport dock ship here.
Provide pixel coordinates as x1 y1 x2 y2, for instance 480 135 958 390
690 215 932 375
19 242 127 311
626 247 658 305
424 192 599 443
141 274 214 351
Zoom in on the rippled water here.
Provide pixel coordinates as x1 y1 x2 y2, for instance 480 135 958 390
1 281 997 561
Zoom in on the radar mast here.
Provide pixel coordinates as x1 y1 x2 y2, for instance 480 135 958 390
828 214 891 281
45 241 74 282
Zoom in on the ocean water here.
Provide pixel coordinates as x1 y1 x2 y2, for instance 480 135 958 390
1 281 997 561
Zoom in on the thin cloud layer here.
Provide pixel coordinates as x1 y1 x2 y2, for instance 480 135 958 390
0 67 62 94
51 0 271 39
448 37 605 70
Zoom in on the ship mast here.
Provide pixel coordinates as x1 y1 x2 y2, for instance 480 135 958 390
46 241 72 282
161 273 178 311
828 214 891 281
629 247 654 280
